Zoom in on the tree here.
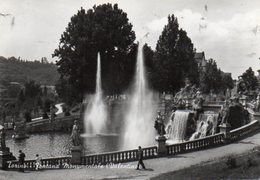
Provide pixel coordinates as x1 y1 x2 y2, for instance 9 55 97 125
199 59 233 94
24 80 41 98
143 43 156 89
153 15 198 93
53 4 136 102
221 73 234 93
200 59 222 93
239 67 258 93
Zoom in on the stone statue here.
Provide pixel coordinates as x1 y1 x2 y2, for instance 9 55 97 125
219 100 230 124
71 120 80 146
0 125 6 150
192 90 204 120
237 77 248 95
154 111 166 136
255 93 260 112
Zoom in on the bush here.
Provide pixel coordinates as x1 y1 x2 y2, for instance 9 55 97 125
226 156 237 168
253 146 260 157
247 157 256 167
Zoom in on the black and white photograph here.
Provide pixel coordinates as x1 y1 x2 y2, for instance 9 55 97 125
0 0 260 179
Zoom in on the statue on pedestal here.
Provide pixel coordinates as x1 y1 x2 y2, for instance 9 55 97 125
0 125 6 151
255 93 260 112
154 111 166 136
219 100 230 124
192 90 204 120
71 120 80 146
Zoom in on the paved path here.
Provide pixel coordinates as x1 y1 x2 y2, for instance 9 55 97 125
55 103 64 115
1 132 260 180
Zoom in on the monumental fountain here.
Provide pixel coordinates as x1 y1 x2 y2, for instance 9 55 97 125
121 44 158 150
83 53 108 135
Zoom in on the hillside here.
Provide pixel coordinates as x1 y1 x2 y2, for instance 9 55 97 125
0 56 59 85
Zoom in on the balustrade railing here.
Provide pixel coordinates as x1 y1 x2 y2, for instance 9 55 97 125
167 133 224 155
81 146 157 165
230 120 259 140
7 116 260 170
7 156 71 170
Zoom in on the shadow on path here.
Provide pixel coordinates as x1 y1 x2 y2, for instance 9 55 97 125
167 155 194 159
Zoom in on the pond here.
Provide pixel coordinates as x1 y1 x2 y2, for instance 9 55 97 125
6 131 122 159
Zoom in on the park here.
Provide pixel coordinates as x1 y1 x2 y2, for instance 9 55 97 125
0 1 260 179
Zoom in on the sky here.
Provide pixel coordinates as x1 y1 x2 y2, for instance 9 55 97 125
0 0 260 78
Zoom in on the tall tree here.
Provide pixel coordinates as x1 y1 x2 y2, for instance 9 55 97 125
53 4 136 102
199 59 233 94
153 15 198 93
239 67 258 92
200 59 222 93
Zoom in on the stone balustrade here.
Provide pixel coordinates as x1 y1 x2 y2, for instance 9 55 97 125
167 133 224 155
230 120 259 140
81 146 157 165
7 156 71 170
6 118 260 171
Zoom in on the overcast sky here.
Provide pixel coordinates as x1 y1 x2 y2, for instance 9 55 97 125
0 0 260 78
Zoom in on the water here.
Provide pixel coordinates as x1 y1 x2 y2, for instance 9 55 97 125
166 110 190 143
6 132 120 159
190 111 219 140
121 44 158 149
84 53 108 134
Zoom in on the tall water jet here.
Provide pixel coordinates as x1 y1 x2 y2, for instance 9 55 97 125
84 53 107 135
122 44 158 149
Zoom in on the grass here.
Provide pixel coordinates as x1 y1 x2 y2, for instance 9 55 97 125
151 146 260 180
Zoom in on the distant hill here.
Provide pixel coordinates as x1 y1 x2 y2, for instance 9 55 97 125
0 56 59 85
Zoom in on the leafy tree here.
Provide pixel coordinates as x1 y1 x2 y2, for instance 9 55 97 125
53 4 136 102
153 15 198 93
18 90 25 103
221 73 234 93
200 59 222 93
143 43 156 88
239 67 258 92
24 80 41 98
199 59 233 94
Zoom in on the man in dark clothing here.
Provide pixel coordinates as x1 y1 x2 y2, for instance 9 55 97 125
136 146 146 170
18 150 25 172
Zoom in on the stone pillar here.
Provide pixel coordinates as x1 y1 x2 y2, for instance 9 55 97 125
219 123 231 142
71 146 82 165
160 99 166 115
0 147 16 170
155 135 167 156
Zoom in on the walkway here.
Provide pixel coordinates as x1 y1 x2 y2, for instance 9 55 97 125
55 103 64 115
31 103 64 122
1 131 260 180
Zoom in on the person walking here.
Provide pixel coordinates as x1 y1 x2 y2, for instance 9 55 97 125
136 146 146 170
35 154 42 170
18 150 25 172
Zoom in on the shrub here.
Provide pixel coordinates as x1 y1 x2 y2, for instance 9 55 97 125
226 156 237 168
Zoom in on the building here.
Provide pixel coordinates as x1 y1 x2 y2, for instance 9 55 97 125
194 52 207 72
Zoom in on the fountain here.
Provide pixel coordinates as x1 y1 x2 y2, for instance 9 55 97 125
166 110 190 143
190 112 219 140
121 44 158 150
84 53 108 135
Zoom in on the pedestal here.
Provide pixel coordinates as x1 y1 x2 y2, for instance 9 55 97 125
71 146 82 165
219 123 231 142
155 135 167 156
0 147 16 170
